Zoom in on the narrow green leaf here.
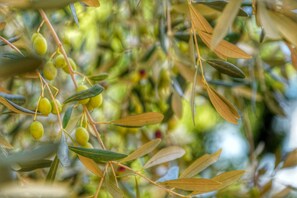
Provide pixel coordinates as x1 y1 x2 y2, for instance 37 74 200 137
111 112 164 128
0 92 26 105
0 97 38 116
57 133 70 166
62 106 73 128
46 155 60 182
140 44 157 62
63 84 104 104
16 159 52 172
160 178 221 191
0 56 43 78
70 3 79 27
120 139 161 163
88 73 109 81
207 60 245 78
69 146 127 162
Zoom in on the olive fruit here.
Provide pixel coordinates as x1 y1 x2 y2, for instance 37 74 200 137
63 58 77 74
51 99 62 114
43 61 57 81
29 121 44 140
54 54 66 68
83 142 93 148
87 94 103 110
75 127 89 146
32 33 47 55
38 97 52 115
76 85 90 104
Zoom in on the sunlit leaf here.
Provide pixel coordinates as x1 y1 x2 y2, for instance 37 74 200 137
69 146 127 162
111 112 164 128
104 174 123 198
199 31 251 59
16 159 52 172
120 139 161 163
0 56 43 78
160 178 221 191
206 86 240 124
0 134 13 149
88 73 108 81
78 155 103 177
212 170 245 190
198 1 248 17
143 146 185 169
62 106 73 128
188 4 213 34
211 0 243 49
81 0 100 7
46 155 60 182
0 97 37 116
283 148 297 168
207 59 245 78
63 84 104 104
171 92 183 119
180 149 222 178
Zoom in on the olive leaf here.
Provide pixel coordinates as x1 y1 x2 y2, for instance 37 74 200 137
88 73 108 81
62 106 73 128
0 92 26 105
207 59 245 78
63 84 104 104
111 112 164 128
46 155 60 182
68 146 127 162
0 97 39 116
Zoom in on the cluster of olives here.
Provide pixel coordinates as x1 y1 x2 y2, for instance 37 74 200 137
32 32 77 81
76 84 103 110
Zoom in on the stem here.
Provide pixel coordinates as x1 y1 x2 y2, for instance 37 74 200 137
112 162 188 198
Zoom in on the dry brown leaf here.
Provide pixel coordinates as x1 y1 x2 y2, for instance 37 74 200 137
206 86 240 124
283 149 297 168
180 149 222 178
175 60 203 85
104 175 124 198
111 112 164 128
143 146 185 169
188 4 213 34
172 92 183 119
78 155 103 177
260 180 273 197
212 170 245 189
257 1 281 39
233 87 263 102
0 22 6 31
160 178 221 192
199 31 251 59
0 134 13 149
269 10 297 46
120 139 161 163
81 0 100 7
211 0 243 49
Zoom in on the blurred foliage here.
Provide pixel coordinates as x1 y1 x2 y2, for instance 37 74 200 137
0 0 297 197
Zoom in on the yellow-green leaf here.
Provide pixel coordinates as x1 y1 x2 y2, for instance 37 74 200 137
206 86 240 124
180 149 222 178
211 0 243 49
160 178 221 191
111 112 164 128
212 170 245 190
78 155 103 177
199 31 251 59
172 92 183 119
120 139 161 163
143 146 185 169
188 4 213 33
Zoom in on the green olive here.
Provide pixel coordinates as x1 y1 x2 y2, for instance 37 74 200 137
75 127 89 146
29 121 44 140
38 97 52 115
43 61 57 81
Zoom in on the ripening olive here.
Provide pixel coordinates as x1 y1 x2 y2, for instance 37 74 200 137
87 94 103 110
76 85 90 104
38 97 52 115
51 99 62 114
75 127 89 146
54 54 66 68
83 142 93 148
63 58 77 74
32 33 47 55
43 61 57 81
29 121 44 140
